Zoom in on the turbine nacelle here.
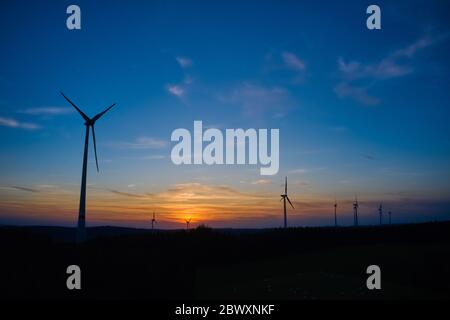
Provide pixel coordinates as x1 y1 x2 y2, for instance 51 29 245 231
61 92 115 172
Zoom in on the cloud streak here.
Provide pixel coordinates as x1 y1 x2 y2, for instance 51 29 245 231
282 52 305 71
8 185 40 193
19 107 73 116
108 189 152 198
251 179 272 185
109 137 167 149
222 82 295 119
335 33 446 105
167 85 184 97
176 56 192 68
0 117 40 130
166 56 194 100
334 82 379 106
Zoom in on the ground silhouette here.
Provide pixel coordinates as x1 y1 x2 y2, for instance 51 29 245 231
1 222 450 299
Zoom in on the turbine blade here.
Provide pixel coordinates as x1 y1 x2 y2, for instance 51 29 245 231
92 103 116 122
60 92 90 122
280 197 283 202
286 196 294 209
91 125 99 172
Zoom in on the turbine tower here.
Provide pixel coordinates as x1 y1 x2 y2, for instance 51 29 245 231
61 92 115 242
185 218 191 230
280 176 294 228
388 211 392 225
353 195 359 227
151 211 157 230
378 203 383 225
334 198 338 227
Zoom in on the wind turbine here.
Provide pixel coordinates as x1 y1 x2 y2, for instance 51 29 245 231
334 198 338 227
378 203 383 226
151 211 157 230
61 92 116 242
185 218 192 230
280 176 294 228
388 211 392 225
353 195 359 227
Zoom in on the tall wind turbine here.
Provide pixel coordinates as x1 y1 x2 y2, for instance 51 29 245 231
280 176 294 228
61 92 115 242
185 218 191 230
334 198 338 227
151 211 157 230
353 195 359 227
378 203 383 225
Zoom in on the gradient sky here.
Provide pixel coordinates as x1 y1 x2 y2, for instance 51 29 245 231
1 0 450 228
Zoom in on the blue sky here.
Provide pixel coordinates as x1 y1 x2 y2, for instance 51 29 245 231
1 0 450 228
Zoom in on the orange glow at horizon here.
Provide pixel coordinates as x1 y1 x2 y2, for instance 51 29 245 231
0 182 441 228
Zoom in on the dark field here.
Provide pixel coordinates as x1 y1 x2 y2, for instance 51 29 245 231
1 222 450 300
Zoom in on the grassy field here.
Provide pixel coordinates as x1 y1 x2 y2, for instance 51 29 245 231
1 222 450 299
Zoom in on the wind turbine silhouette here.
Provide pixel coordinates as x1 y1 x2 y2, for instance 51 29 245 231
151 211 157 230
353 195 359 227
334 198 338 227
388 211 392 225
61 92 116 242
185 218 192 230
280 177 294 228
378 203 383 225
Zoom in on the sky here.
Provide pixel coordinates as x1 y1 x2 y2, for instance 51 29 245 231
1 0 450 229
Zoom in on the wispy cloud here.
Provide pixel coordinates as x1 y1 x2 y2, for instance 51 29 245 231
393 35 441 58
167 56 194 100
108 189 152 198
110 137 167 149
163 183 269 202
251 179 272 185
282 52 305 71
289 167 325 175
7 185 40 193
337 56 412 81
167 84 184 97
176 56 192 68
1 184 74 195
19 107 73 116
335 33 447 105
334 82 380 106
0 117 40 130
221 82 295 119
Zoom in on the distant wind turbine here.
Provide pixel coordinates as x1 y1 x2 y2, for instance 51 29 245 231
280 177 294 228
378 203 383 225
61 92 116 242
353 195 359 227
151 211 157 230
334 198 338 227
185 218 192 230
388 211 392 225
